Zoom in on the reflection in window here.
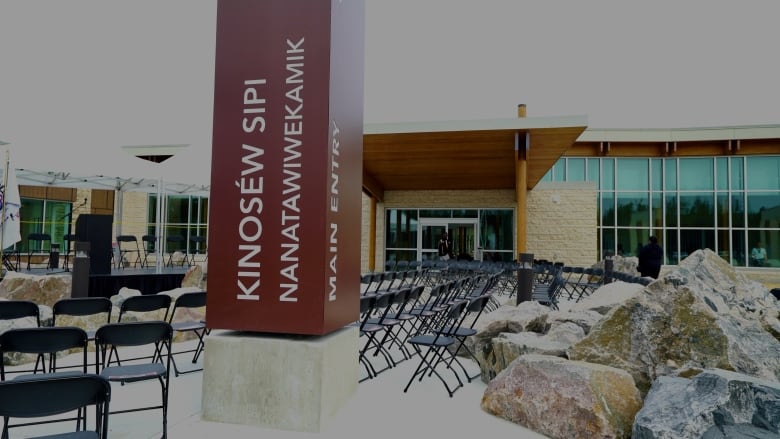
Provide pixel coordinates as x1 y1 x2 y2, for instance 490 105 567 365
679 192 715 227
746 156 780 190
731 192 745 227
617 228 646 257
567 158 586 181
651 159 663 191
602 159 614 190
716 193 729 228
665 194 678 227
601 193 615 226
617 159 649 191
679 229 715 260
746 193 780 228
731 157 744 190
18 198 72 252
480 209 514 253
148 195 210 253
385 209 418 248
679 158 713 190
616 193 649 227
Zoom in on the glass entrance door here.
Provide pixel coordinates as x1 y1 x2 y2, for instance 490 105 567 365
419 219 478 261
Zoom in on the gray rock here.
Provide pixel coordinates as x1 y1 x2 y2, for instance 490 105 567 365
633 369 780 439
568 249 780 395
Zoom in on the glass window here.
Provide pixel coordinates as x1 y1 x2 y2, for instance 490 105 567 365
665 229 679 264
679 158 714 191
716 157 728 191
665 158 677 191
679 229 715 260
731 229 746 266
617 228 646 257
601 193 615 226
479 209 514 251
587 158 600 184
601 159 614 190
679 192 715 227
567 158 586 181
419 209 450 218
716 193 729 228
746 156 780 190
651 159 663 191
385 249 417 264
731 192 745 228
731 157 744 190
616 192 649 227
651 192 663 228
541 168 552 182
665 194 678 227
746 193 780 228
600 228 615 260
452 209 478 218
552 160 565 182
716 229 730 262
747 230 779 267
385 209 418 249
18 198 72 253
616 159 649 191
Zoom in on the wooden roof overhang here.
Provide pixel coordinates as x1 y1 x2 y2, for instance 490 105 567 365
362 116 588 201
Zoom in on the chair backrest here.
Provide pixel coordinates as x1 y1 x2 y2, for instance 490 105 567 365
95 321 173 350
0 374 111 438
27 233 51 243
0 326 89 379
118 294 172 322
168 291 206 323
142 234 157 246
0 300 41 327
116 235 137 243
52 297 113 324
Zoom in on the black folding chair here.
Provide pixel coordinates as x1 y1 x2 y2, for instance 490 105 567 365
141 235 157 268
165 235 186 267
107 294 171 366
0 374 111 439
0 326 89 380
52 297 113 342
95 321 172 439
115 235 141 269
25 233 51 270
167 291 207 376
403 300 469 397
0 300 40 328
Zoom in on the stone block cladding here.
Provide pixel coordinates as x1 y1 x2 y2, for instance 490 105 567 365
526 182 597 267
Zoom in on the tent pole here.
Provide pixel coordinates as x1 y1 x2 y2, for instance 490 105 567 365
155 177 163 274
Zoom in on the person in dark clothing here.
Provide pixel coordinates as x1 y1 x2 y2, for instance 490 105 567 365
437 231 452 261
638 235 663 279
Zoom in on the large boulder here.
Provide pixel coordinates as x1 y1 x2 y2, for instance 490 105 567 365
633 369 780 438
568 249 780 395
482 354 643 439
181 264 206 289
568 281 645 315
466 301 552 380
0 272 71 307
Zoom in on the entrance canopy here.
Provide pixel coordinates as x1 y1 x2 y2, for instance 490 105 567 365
362 115 588 200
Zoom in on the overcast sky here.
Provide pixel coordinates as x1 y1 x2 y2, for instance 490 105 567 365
2 0 779 165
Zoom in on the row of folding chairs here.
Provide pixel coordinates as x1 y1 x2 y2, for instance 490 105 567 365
0 321 172 438
0 291 207 377
0 292 208 437
355 271 501 396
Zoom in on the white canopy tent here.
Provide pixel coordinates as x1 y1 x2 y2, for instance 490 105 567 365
7 143 211 273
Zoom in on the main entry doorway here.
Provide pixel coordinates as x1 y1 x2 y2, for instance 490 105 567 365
419 219 478 261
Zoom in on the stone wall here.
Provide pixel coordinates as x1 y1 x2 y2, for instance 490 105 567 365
526 181 597 267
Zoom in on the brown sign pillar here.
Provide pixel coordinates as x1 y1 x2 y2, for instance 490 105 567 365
208 0 364 335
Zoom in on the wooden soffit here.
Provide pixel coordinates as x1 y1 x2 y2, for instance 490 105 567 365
363 116 588 200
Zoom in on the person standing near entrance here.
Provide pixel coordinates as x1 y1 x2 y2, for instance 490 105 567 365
638 235 663 279
437 231 452 261
751 241 767 267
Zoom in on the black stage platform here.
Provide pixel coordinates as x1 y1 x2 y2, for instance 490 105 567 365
10 266 189 298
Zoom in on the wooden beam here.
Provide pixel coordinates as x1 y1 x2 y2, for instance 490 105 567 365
368 196 376 272
362 170 384 202
515 149 527 254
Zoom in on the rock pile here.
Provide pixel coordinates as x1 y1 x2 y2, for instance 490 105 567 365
475 249 780 438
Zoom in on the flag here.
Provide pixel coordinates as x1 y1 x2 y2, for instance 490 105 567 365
0 147 22 250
